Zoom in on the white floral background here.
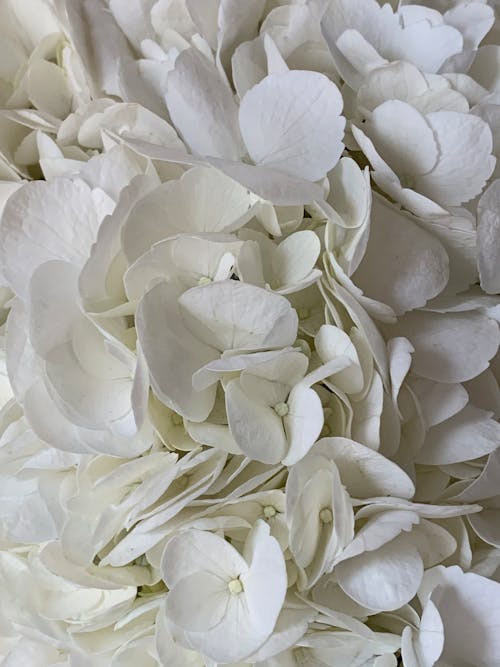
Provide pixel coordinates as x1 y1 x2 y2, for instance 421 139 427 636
0 0 499 665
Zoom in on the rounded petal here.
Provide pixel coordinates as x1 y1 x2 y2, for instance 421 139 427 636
136 281 218 422
239 70 345 180
388 310 500 384
315 437 415 499
337 539 423 611
178 280 298 352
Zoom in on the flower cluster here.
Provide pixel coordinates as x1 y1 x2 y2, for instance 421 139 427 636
1 0 500 665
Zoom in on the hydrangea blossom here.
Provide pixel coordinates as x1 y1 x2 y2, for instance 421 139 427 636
0 1 499 666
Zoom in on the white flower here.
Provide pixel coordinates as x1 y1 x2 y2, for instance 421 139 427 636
352 100 495 215
166 49 345 182
402 565 500 667
286 449 355 589
161 520 287 663
136 279 298 422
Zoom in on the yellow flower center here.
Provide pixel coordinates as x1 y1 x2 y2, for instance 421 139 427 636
319 508 333 524
228 578 243 595
274 402 289 417
263 505 277 519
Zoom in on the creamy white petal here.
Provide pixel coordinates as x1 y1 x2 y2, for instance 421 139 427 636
239 70 345 180
0 178 99 299
387 310 500 384
166 48 245 160
137 281 219 422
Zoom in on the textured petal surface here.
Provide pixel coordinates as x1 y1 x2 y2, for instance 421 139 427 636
239 70 345 180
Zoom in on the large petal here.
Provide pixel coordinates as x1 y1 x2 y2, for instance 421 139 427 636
416 405 500 465
418 111 495 206
117 135 325 205
28 260 80 358
335 510 420 564
161 528 248 588
241 520 287 637
165 571 229 632
336 538 423 611
419 566 500 667
178 280 298 352
0 178 99 299
386 310 500 384
239 70 345 181
477 179 500 294
314 437 415 499
166 48 244 160
365 100 438 177
225 379 287 464
353 197 449 314
136 281 218 422
272 231 321 290
121 166 256 262
283 384 324 466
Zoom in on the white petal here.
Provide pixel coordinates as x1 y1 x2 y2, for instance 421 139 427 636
28 260 80 357
337 538 423 611
353 196 449 314
405 521 456 569
136 282 218 422
283 384 324 465
272 231 321 290
26 59 72 119
217 0 266 76
409 378 468 428
477 179 500 294
388 310 500 384
225 378 287 464
118 135 325 205
336 510 420 563
454 448 500 503
0 178 99 299
418 111 495 206
121 165 256 263
165 571 229 632
166 48 244 160
420 566 500 667
444 3 494 52
315 437 415 499
365 100 438 176
231 36 267 99
388 337 414 406
316 325 363 395
161 528 248 588
241 520 287 636
65 0 132 97
179 280 298 352
239 70 345 180
417 405 500 465
357 61 429 113
108 0 155 51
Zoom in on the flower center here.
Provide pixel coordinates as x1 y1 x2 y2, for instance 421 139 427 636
319 508 333 524
263 505 277 519
274 402 289 417
228 578 243 595
297 307 310 319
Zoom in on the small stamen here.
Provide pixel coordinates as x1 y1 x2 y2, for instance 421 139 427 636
274 402 289 417
319 508 333 524
228 578 243 595
263 505 277 519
